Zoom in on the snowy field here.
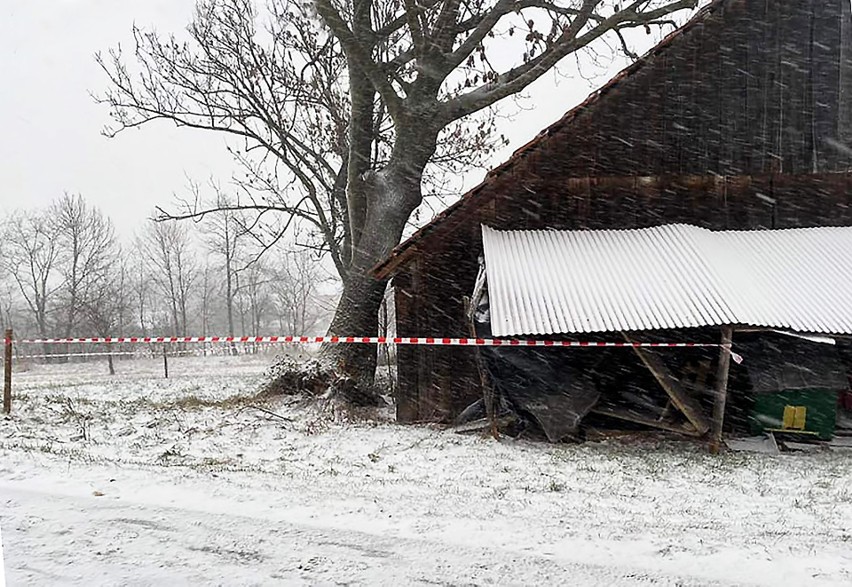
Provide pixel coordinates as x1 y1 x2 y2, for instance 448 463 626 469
1 354 851 586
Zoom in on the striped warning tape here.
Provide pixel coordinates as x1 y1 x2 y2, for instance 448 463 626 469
10 335 741 359
12 335 725 347
7 335 742 363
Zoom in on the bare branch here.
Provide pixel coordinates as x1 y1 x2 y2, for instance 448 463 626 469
442 0 698 121
314 0 404 118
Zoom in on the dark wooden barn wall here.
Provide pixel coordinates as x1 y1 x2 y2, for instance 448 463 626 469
541 0 852 178
392 0 852 423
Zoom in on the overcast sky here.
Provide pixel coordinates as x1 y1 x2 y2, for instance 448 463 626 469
0 1 671 236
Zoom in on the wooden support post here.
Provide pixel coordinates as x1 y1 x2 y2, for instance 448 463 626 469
710 326 734 453
4 328 12 414
393 270 420 423
465 296 498 439
626 334 711 435
163 345 169 379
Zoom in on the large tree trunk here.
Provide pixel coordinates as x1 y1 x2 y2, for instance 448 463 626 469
264 192 405 404
264 75 440 405
323 264 388 386
226 261 237 356
319 127 437 401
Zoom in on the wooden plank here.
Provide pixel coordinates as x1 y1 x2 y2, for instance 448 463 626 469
392 269 419 423
464 293 498 439
710 326 734 453
624 334 711 435
590 406 701 437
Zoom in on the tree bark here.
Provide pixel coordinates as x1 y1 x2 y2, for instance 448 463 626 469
345 0 377 262
320 123 438 395
226 255 237 356
322 266 388 386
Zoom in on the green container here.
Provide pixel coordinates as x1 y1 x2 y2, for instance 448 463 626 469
750 389 838 440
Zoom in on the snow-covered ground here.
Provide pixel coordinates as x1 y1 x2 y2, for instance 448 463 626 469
1 355 851 586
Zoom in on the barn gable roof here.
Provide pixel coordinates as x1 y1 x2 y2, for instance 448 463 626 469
373 0 852 279
372 0 730 279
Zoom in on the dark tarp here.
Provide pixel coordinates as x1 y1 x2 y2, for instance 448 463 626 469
473 292 599 442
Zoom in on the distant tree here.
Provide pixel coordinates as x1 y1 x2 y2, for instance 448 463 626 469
197 186 248 345
240 259 273 339
1 211 63 343
0 279 17 333
197 261 216 338
140 221 197 337
271 250 325 336
82 251 130 374
127 245 153 336
51 193 118 339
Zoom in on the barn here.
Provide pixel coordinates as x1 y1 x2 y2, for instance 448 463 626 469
372 0 852 442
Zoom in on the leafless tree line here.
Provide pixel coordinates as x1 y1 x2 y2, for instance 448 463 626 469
0 193 332 355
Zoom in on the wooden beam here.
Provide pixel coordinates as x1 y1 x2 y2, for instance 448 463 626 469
710 326 734 453
464 295 498 439
625 334 711 435
591 406 701 437
393 269 420 423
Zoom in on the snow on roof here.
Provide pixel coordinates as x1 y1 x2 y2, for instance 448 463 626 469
481 223 852 337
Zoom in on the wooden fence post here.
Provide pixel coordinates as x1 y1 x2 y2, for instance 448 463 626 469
4 328 12 414
163 345 169 379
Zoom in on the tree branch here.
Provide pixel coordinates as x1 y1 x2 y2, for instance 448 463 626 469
442 0 697 121
314 0 404 118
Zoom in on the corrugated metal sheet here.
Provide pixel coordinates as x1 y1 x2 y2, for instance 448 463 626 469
482 224 852 336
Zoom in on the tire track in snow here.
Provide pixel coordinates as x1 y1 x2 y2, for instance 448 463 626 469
0 481 741 587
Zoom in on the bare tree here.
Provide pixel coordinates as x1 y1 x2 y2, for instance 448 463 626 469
198 261 216 338
243 259 272 338
1 211 63 344
98 0 698 397
0 280 17 333
271 250 325 336
98 0 354 279
127 245 152 337
51 193 118 339
82 250 130 374
198 187 247 344
140 221 197 337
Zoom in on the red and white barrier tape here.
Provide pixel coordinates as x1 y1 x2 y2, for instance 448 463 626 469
8 335 742 362
12 334 716 347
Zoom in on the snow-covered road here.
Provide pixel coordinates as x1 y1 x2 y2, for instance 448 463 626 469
1 356 850 585
0 463 730 587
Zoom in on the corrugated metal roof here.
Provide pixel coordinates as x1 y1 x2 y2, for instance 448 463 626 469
482 224 852 336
